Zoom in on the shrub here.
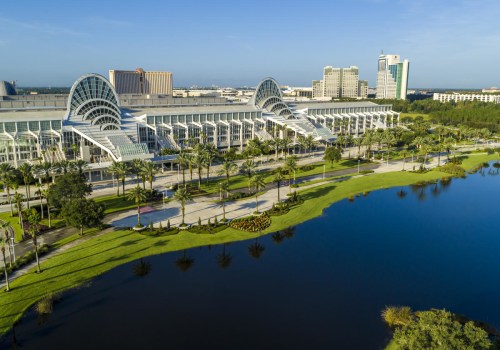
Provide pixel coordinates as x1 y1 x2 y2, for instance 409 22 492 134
229 213 271 232
359 170 374 175
439 163 466 177
382 306 414 327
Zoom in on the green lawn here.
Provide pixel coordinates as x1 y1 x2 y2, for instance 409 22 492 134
0 153 497 338
0 211 24 242
94 194 138 214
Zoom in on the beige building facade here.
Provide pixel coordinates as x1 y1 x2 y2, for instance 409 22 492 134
109 68 173 95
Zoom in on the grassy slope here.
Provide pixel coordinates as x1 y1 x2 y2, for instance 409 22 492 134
0 153 497 338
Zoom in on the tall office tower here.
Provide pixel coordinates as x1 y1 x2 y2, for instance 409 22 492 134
340 66 359 98
376 54 409 100
358 80 368 98
109 68 173 95
312 66 361 98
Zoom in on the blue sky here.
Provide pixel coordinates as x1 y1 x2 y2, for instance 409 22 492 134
0 0 498 88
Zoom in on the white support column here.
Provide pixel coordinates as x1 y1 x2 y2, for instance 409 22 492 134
239 124 243 151
355 116 359 136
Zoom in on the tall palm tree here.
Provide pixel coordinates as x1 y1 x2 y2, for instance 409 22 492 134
218 160 237 187
304 135 315 156
110 161 130 195
400 148 409 171
284 156 298 194
193 153 206 190
240 159 257 191
131 159 145 186
1 221 13 267
13 192 24 226
126 186 148 227
249 174 266 213
176 152 190 187
141 161 159 190
41 188 52 228
27 208 41 273
219 181 230 220
34 162 52 184
203 148 216 184
354 137 363 158
0 238 10 291
18 162 33 209
273 167 285 203
186 153 195 183
174 187 192 225
72 159 89 175
0 163 16 216
56 160 74 174
34 183 44 219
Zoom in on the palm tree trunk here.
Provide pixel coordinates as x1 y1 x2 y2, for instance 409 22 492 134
198 168 202 190
115 175 120 196
80 225 84 236
255 194 259 213
137 205 141 226
149 177 153 191
25 184 30 209
48 206 51 228
39 195 44 219
2 251 9 291
277 182 280 202
122 177 125 194
34 240 41 273
7 189 13 216
289 175 292 195
181 204 185 225
222 200 226 220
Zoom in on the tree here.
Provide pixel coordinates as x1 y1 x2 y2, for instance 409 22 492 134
193 153 206 190
48 172 92 210
34 162 53 184
218 160 237 187
1 221 13 267
126 186 148 227
12 192 24 227
61 198 105 236
174 187 192 225
284 156 297 194
324 147 342 168
26 208 41 273
249 174 266 213
0 238 10 291
72 159 89 175
0 163 16 216
219 181 230 220
108 161 129 196
273 167 285 203
203 148 217 184
141 161 159 190
18 162 33 209
131 159 145 186
240 159 257 191
392 309 492 350
176 152 190 187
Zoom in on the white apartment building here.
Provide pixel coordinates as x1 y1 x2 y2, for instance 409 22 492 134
312 66 362 99
433 93 500 103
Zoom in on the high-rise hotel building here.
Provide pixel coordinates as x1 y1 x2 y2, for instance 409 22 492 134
376 54 409 100
312 66 365 99
109 68 173 95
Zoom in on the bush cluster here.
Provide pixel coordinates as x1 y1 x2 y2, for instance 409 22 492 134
230 213 271 232
439 163 466 177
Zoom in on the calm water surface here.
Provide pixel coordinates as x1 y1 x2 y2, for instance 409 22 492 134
2 165 500 350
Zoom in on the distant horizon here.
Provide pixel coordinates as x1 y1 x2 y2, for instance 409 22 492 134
1 0 499 89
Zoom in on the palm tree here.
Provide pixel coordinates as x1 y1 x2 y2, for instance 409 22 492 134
126 186 148 227
131 159 145 186
249 174 266 213
1 221 13 267
354 137 363 158
240 159 257 191
13 192 24 227
203 148 217 184
219 181 230 220
193 153 206 190
27 208 41 273
109 161 130 195
176 152 189 187
284 156 298 194
0 163 16 216
304 135 315 156
400 149 409 171
18 162 33 208
383 132 397 166
174 187 192 225
362 130 375 159
72 159 88 175
41 188 51 228
1 238 10 291
218 160 237 187
56 160 73 174
273 167 285 203
35 183 44 219
34 162 52 184
141 161 159 190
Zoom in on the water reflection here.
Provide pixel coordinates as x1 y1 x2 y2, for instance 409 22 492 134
216 244 232 269
133 259 152 277
175 250 195 272
248 238 265 259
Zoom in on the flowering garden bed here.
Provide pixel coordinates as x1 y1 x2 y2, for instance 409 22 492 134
229 213 271 232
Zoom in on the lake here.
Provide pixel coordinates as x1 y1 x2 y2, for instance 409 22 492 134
2 163 500 350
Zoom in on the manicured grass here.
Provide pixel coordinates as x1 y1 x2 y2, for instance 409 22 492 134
0 211 24 243
94 194 137 214
0 154 497 338
400 112 431 121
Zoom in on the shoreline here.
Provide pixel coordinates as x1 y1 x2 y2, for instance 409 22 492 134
0 153 497 338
